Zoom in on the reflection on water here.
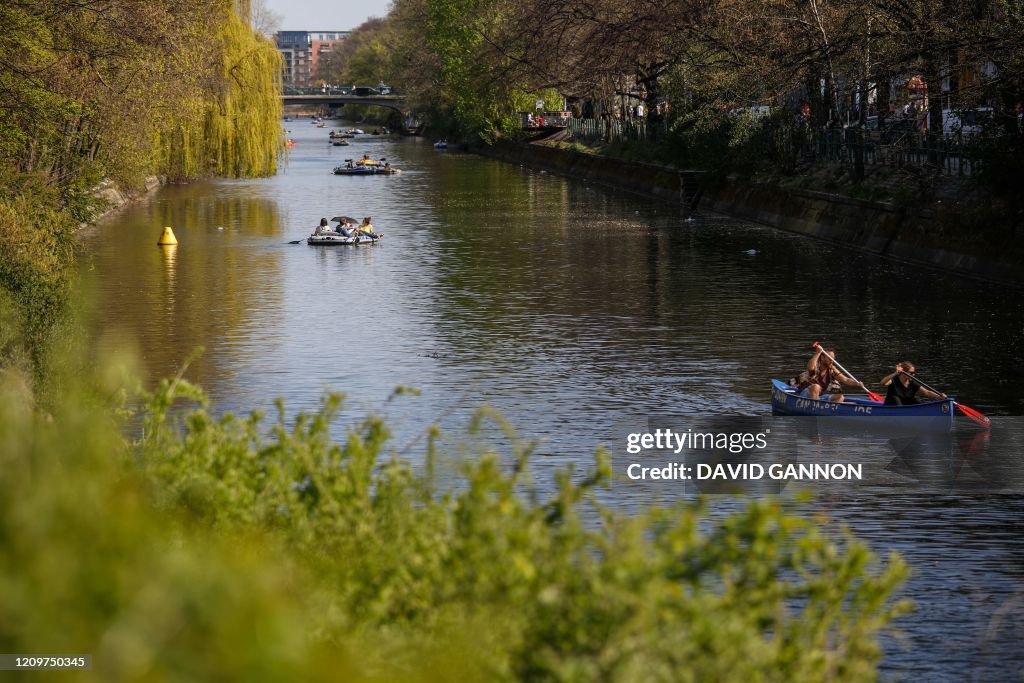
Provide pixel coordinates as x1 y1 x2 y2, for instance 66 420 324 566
82 121 1024 680
158 242 177 290
85 192 285 391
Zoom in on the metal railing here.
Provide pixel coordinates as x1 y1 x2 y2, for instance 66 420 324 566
794 127 983 176
565 117 666 143
282 86 399 97
566 115 985 176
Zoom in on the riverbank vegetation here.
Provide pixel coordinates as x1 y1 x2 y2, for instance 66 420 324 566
0 0 282 387
1 347 911 679
1 2 917 677
323 0 1024 222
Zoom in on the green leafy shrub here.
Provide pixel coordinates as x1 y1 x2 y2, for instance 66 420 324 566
133 376 910 681
0 287 911 680
0 189 78 392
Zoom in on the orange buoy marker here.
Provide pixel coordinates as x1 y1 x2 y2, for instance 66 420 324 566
157 226 178 245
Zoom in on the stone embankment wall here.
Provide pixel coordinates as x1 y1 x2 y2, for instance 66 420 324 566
75 177 162 242
94 176 161 216
474 140 1021 286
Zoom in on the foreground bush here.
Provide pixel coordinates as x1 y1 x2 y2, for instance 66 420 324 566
0 364 909 681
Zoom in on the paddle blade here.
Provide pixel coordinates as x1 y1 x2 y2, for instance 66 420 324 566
956 402 991 429
866 389 884 403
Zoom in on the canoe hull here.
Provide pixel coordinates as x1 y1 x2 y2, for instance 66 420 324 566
770 379 955 429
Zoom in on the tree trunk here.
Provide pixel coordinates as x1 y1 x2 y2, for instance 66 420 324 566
853 79 867 181
924 58 944 166
639 76 660 142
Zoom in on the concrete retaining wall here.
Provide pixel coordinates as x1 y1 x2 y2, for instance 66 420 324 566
706 178 1020 285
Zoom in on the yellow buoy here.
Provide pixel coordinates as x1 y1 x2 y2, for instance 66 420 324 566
157 226 178 245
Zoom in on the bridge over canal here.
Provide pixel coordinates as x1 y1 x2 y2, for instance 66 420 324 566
281 93 406 113
282 93 417 130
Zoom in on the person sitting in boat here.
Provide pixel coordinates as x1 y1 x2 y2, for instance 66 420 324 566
880 362 947 405
788 370 811 388
314 217 328 235
796 346 864 403
357 216 377 237
331 216 355 237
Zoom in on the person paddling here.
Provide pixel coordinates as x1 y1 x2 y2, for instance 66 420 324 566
797 346 866 403
880 362 947 405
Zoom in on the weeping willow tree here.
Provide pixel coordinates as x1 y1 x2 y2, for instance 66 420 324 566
205 7 283 177
158 0 284 180
1 0 283 189
0 0 283 390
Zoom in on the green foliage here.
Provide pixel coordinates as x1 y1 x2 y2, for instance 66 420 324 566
130 375 911 681
0 187 78 393
199 10 284 178
408 0 528 140
0 268 910 678
346 37 393 85
511 88 564 115
0 0 283 393
667 107 736 176
152 3 284 180
0 0 282 190
317 18 393 87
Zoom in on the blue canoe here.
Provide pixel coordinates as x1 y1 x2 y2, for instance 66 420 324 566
771 379 955 428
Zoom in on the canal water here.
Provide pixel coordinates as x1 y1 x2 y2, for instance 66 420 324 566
83 120 1024 679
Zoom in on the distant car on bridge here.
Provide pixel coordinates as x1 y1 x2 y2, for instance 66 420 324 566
353 86 377 96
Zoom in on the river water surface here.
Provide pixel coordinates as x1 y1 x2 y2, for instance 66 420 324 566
83 120 1024 680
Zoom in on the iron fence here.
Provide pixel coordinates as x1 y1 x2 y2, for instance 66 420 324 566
795 127 984 177
566 116 985 176
565 117 667 143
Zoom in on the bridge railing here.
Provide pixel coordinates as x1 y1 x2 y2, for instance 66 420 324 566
519 111 572 128
283 86 351 96
282 86 400 97
565 117 665 142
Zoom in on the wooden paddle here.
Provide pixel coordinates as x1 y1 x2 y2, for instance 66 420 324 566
811 342 885 402
898 370 991 429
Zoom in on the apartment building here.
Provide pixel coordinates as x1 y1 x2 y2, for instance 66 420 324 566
276 31 351 87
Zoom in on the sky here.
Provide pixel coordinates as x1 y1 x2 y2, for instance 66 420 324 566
264 0 394 32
